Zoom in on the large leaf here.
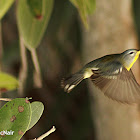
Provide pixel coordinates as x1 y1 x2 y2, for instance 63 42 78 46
0 98 31 140
27 101 44 130
17 0 54 49
0 0 15 20
70 0 96 28
0 72 19 92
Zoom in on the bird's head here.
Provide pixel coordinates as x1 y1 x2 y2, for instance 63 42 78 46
121 49 140 71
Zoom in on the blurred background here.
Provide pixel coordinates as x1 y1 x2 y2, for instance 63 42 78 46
1 0 140 140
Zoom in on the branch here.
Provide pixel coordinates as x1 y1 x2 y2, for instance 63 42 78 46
34 126 56 140
0 98 12 101
0 21 3 70
30 49 42 88
0 22 3 105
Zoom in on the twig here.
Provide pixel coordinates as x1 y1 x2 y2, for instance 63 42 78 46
0 21 3 106
0 98 12 101
18 37 28 96
33 126 56 140
30 49 42 88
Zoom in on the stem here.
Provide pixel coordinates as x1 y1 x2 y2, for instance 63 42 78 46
0 98 12 101
31 49 42 88
34 126 56 140
18 37 28 96
0 21 3 71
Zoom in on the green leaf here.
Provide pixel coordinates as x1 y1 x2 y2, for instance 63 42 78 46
0 98 31 140
27 0 43 19
27 101 44 130
17 0 54 49
0 72 19 92
0 0 15 20
70 0 96 29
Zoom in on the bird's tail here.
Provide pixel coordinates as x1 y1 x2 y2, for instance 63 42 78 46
61 72 84 93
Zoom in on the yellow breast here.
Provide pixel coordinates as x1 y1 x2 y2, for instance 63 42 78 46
126 52 140 71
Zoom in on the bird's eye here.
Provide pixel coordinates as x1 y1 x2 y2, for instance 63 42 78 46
129 52 134 55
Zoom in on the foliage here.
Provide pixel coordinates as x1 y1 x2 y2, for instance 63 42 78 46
0 72 18 92
70 0 96 28
0 0 15 20
27 0 43 18
27 101 44 130
0 98 44 140
17 0 54 50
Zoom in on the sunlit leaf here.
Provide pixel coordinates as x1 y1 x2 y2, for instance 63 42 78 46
17 0 54 49
27 101 44 130
0 98 31 140
0 0 15 20
70 0 96 29
0 72 19 92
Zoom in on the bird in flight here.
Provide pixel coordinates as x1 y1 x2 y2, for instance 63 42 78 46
61 49 140 104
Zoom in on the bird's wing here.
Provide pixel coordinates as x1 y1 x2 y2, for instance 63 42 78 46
91 67 140 104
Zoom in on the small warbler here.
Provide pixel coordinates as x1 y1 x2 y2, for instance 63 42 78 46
61 49 140 103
